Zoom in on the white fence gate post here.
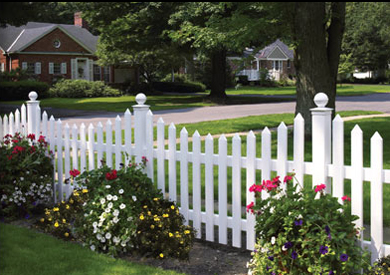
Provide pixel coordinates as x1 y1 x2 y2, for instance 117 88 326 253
311 93 332 193
27 91 39 139
133 93 150 164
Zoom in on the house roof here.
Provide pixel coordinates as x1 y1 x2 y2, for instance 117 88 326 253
255 39 294 60
0 22 98 54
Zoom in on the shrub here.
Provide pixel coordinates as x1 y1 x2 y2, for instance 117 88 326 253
0 81 50 101
49 79 120 98
152 81 206 93
0 67 36 82
39 160 195 259
0 133 54 220
368 254 390 274
247 175 371 275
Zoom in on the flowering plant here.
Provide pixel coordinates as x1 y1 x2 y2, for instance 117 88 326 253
247 175 371 274
0 133 53 220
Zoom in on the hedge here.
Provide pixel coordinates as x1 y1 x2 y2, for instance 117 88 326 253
49 79 121 98
0 81 50 101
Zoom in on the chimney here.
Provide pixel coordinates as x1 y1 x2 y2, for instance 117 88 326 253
74 12 89 29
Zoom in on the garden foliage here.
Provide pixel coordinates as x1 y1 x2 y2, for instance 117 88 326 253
39 159 195 259
0 133 53 220
247 175 371 275
49 79 120 98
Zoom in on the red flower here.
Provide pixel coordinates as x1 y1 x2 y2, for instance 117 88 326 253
341 195 351 202
262 179 278 192
106 170 118 180
7 155 12 160
69 169 80 177
27 133 35 141
12 139 19 144
246 202 255 213
284 175 293 183
249 183 263 193
315 184 326 193
12 146 25 154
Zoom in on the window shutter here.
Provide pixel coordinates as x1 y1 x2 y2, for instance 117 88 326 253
35 62 41 74
1 63 4 72
71 59 77 79
61 62 67 74
89 59 93 81
22 62 28 70
49 62 54 74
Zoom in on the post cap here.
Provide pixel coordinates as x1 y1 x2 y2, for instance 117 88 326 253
135 93 147 105
313 93 328 108
28 91 38 101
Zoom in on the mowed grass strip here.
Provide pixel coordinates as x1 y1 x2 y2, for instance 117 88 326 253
0 223 186 275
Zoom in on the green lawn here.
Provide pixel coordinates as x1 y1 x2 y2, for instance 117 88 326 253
226 84 390 96
0 223 185 275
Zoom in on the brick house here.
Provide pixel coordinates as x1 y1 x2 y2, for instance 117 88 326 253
229 39 296 82
0 13 138 85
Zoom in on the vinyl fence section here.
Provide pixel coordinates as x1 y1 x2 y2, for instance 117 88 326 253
0 91 388 263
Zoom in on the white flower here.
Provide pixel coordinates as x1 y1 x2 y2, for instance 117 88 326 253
90 245 96 251
20 177 24 181
96 234 102 240
127 217 133 222
113 209 120 217
105 232 112 239
101 237 106 243
93 222 98 228
108 202 113 209
113 217 119 223
119 203 126 209
119 189 124 194
105 208 111 213
113 195 118 201
105 185 111 189
100 198 106 205
107 194 113 201
132 196 137 201
271 236 276 245
121 242 126 247
113 236 120 244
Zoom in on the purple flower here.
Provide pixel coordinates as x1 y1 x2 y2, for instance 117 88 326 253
294 219 303 226
319 245 329 255
325 225 330 234
329 271 334 275
24 213 30 219
340 253 349 262
268 256 274 261
284 241 293 249
291 251 298 259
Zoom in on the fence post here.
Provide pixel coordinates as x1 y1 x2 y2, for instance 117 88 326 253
133 93 150 164
27 91 39 139
311 93 332 193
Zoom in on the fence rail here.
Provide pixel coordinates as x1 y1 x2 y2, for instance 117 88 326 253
1 91 389 263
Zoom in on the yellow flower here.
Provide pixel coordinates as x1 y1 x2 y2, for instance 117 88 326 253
184 230 190 235
54 222 59 227
154 217 160 222
53 207 59 212
147 211 151 216
48 218 52 222
150 225 155 229
73 191 79 196
69 199 74 204
153 198 159 201
159 253 164 258
62 219 66 224
163 214 169 218
64 232 69 237
66 205 70 210
180 241 184 244
169 233 173 237
82 189 88 193
143 205 148 209
140 215 145 220
171 205 175 210
40 218 45 223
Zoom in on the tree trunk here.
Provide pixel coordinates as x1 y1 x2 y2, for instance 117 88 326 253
208 48 227 102
293 2 345 135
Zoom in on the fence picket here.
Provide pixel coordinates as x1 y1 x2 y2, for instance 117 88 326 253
332 115 344 203
351 125 364 242
277 122 288 190
157 118 165 194
262 127 271 200
3 115 8 137
88 124 95 171
96 122 103 168
124 109 132 166
36 105 41 136
21 104 26 135
146 110 154 180
192 131 202 239
9 113 14 135
49 116 56 202
205 134 214 242
0 116 3 139
80 123 87 172
168 123 177 202
246 131 256 250
115 116 122 170
64 124 71 198
106 120 112 168
71 124 78 173
57 119 63 202
180 127 189 225
371 132 383 262
42 111 48 137
15 109 20 134
232 134 242 248
293 114 305 188
218 134 228 244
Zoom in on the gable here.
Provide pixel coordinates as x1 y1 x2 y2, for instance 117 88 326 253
267 46 288 60
21 27 92 54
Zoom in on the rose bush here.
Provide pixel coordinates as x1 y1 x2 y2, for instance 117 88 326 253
0 133 53 220
247 175 371 275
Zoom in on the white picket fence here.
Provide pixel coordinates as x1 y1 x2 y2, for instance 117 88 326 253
1 91 389 263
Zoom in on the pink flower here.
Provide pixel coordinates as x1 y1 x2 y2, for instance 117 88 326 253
69 169 80 177
262 180 278 192
315 184 326 193
249 183 263 193
284 175 293 183
342 195 351 202
246 202 254 213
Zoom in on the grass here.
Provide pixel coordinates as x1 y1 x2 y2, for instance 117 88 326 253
227 84 390 96
0 223 185 275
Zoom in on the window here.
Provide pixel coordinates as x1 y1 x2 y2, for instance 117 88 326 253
53 63 61 74
272 60 282 71
93 65 101 81
287 60 291 69
49 62 66 74
103 66 110 83
26 63 35 74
